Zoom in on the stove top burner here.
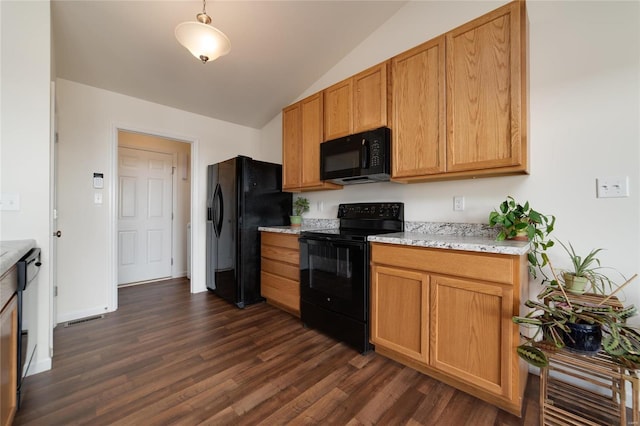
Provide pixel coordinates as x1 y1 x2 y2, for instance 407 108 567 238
301 202 404 241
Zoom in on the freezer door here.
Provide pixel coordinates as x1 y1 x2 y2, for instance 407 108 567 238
205 164 217 290
213 158 239 305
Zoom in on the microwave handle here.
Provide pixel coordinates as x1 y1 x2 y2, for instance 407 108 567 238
361 139 369 169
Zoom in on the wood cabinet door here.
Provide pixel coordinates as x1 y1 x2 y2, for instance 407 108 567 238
300 93 324 187
323 79 352 141
371 264 429 364
353 62 389 133
282 103 302 190
446 1 526 173
0 295 17 426
391 36 446 179
430 275 513 398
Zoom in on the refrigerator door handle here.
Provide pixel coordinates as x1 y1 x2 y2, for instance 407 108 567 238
213 183 220 238
215 183 224 237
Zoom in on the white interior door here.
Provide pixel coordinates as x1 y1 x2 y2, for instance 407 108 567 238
50 81 59 336
118 147 173 284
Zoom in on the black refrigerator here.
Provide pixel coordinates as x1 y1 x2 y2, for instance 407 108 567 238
206 156 292 308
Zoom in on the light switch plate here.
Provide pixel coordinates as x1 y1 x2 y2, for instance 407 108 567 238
596 176 629 198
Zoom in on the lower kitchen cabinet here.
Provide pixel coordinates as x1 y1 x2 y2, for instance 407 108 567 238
260 232 300 317
0 294 18 426
370 242 528 416
370 265 429 364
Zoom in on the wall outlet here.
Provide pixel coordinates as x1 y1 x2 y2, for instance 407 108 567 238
596 176 629 198
453 196 465 211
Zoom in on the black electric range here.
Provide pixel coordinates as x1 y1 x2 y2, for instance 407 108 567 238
298 202 404 353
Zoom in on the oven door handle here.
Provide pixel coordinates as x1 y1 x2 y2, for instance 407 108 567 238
300 237 364 249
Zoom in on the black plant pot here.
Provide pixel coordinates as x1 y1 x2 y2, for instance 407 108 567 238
564 322 602 355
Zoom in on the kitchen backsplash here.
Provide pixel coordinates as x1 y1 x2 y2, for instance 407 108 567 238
301 218 499 238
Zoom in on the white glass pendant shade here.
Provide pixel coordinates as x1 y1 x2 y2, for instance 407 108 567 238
175 21 231 63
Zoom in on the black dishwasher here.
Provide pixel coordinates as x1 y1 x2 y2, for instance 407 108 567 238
17 247 41 408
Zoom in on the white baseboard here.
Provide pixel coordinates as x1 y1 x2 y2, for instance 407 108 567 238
57 306 110 324
26 356 52 376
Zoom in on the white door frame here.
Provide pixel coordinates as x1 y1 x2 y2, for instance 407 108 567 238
109 123 199 312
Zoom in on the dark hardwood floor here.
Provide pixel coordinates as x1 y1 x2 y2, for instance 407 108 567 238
15 278 539 425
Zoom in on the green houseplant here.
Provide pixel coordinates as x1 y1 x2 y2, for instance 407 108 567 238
489 196 556 278
513 260 639 368
557 240 619 295
290 197 310 227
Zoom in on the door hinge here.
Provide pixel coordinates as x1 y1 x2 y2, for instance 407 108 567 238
54 286 58 297
171 258 174 266
55 132 59 144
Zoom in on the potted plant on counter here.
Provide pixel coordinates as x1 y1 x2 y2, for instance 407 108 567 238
489 196 556 278
290 196 309 227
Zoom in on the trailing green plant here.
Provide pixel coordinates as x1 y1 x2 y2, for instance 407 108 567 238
488 196 556 278
293 197 310 217
557 240 621 295
513 273 640 368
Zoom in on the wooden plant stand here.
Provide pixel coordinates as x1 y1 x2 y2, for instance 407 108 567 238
539 346 639 425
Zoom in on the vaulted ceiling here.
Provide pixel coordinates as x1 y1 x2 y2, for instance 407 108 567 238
52 1 407 129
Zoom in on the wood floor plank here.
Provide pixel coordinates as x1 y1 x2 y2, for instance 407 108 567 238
14 278 540 425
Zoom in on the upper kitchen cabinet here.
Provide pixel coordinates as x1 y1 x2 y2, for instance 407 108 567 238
392 0 528 182
446 0 528 175
391 36 446 179
282 93 342 192
324 62 390 141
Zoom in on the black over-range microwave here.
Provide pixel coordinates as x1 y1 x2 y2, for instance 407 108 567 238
320 126 391 185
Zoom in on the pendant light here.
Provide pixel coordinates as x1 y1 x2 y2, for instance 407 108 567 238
175 0 231 64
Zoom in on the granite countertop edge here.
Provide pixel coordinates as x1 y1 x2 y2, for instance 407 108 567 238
0 239 37 276
259 220 530 256
368 232 530 256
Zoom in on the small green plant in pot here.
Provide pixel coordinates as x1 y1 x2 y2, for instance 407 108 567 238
489 196 556 278
557 240 619 295
290 197 309 227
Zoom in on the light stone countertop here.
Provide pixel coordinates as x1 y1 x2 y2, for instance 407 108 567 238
259 218 339 235
259 220 528 256
258 226 305 235
368 232 530 256
0 239 36 276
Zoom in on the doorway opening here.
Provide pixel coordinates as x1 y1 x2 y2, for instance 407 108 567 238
116 131 191 288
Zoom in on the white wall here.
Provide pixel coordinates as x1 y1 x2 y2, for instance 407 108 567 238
55 78 263 322
0 0 52 374
260 1 640 317
118 131 191 279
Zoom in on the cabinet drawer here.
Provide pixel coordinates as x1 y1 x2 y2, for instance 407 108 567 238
371 243 516 285
261 245 299 266
261 232 299 250
261 272 300 313
262 258 299 282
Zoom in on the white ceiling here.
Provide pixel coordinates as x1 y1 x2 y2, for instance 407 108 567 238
52 1 407 129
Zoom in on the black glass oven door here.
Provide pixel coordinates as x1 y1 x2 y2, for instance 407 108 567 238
299 237 367 321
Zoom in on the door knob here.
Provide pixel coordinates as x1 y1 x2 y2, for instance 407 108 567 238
53 230 61 238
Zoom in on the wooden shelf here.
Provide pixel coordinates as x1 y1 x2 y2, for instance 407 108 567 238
539 346 639 425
